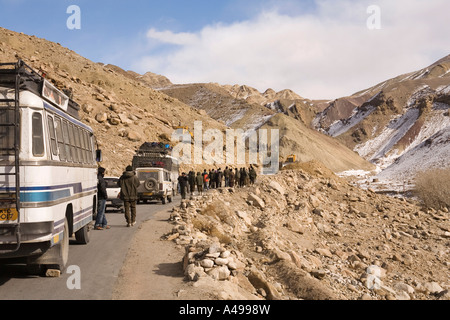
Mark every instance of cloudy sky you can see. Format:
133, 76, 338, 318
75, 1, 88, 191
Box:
1, 0, 449, 99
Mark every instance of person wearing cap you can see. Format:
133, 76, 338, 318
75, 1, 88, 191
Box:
119, 165, 141, 227
95, 167, 110, 230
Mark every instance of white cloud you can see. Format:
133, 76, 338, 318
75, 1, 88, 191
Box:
146, 28, 199, 46
135, 0, 450, 99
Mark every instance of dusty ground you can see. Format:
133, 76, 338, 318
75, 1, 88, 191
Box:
112, 207, 217, 300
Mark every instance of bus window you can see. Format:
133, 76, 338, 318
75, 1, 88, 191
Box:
47, 116, 58, 157
54, 117, 66, 161
62, 120, 72, 162
68, 124, 78, 163
79, 129, 86, 163
88, 133, 97, 164
0, 109, 15, 156
73, 126, 83, 163
32, 112, 44, 157
81, 130, 89, 164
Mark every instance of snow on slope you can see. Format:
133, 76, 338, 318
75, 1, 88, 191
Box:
376, 126, 450, 182
354, 107, 420, 162
327, 105, 376, 137
355, 102, 450, 169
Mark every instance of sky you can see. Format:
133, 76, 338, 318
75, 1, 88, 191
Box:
0, 0, 449, 99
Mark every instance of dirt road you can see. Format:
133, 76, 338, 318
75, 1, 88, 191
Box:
112, 204, 213, 300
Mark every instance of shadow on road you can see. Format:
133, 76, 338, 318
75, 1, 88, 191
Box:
153, 261, 184, 278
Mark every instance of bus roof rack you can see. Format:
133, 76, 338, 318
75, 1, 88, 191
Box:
0, 60, 80, 119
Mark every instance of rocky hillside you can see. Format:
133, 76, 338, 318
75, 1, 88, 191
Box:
160, 83, 372, 172
159, 83, 320, 134
260, 114, 373, 173
165, 162, 450, 300
0, 27, 226, 176
313, 55, 450, 184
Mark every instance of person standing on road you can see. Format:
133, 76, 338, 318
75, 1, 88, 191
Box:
119, 165, 140, 227
95, 167, 110, 230
235, 168, 240, 188
188, 170, 196, 195
229, 167, 235, 188
249, 165, 257, 185
196, 172, 204, 196
224, 166, 230, 187
178, 172, 189, 199
202, 169, 209, 191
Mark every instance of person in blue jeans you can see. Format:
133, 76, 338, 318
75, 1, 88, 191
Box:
95, 167, 110, 230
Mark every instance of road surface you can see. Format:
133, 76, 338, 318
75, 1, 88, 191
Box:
0, 198, 180, 300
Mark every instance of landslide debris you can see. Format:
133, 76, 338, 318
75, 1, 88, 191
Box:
164, 161, 449, 300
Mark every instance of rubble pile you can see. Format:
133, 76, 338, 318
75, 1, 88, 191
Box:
164, 162, 449, 300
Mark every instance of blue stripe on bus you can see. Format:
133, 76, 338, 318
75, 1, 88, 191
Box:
20, 189, 71, 202
0, 185, 96, 203
0, 182, 83, 192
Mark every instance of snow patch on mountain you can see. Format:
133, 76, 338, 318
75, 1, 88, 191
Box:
326, 105, 376, 137
355, 107, 420, 162
376, 126, 450, 182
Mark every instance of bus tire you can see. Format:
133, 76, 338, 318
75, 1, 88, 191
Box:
58, 218, 70, 271
29, 218, 70, 273
75, 224, 90, 245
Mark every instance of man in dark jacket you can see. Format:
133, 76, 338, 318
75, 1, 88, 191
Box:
119, 165, 140, 227
224, 167, 230, 187
249, 165, 257, 185
95, 167, 110, 230
178, 172, 188, 199
188, 170, 196, 195
235, 168, 240, 188
216, 168, 223, 188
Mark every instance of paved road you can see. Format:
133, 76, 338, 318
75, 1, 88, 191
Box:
0, 198, 180, 300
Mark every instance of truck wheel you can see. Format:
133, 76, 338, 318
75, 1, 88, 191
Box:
162, 197, 166, 204
168, 196, 172, 203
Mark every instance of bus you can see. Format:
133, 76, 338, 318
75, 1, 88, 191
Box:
0, 60, 100, 273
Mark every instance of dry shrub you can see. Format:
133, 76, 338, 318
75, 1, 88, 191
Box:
414, 168, 450, 209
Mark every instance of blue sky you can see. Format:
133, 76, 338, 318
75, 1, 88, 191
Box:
1, 0, 449, 99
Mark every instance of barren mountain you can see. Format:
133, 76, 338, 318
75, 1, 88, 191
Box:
313, 55, 450, 184
0, 27, 226, 176
261, 113, 374, 173
160, 82, 371, 172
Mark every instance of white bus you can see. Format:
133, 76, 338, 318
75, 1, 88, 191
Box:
0, 60, 100, 273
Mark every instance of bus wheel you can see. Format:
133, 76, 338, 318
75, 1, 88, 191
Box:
75, 224, 90, 244
59, 218, 70, 270
51, 217, 69, 272
29, 218, 70, 273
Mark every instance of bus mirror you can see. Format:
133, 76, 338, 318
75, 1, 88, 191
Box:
96, 149, 103, 162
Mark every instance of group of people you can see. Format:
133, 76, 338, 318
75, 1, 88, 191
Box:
95, 165, 140, 230
96, 163, 259, 228
177, 165, 258, 199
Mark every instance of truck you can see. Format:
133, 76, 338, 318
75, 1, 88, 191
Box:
132, 142, 180, 204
